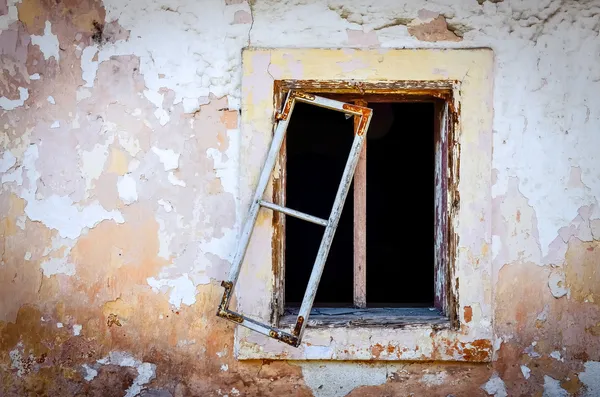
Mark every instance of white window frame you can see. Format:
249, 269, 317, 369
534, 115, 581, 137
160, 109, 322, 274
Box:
232, 48, 494, 361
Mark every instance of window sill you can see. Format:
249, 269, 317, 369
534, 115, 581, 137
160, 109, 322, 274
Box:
279, 307, 450, 329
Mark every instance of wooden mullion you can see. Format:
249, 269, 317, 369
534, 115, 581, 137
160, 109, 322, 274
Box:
353, 99, 368, 308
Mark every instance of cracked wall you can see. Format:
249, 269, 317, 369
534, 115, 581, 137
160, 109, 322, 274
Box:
0, 0, 599, 396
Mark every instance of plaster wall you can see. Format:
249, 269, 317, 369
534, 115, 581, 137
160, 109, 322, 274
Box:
0, 0, 599, 396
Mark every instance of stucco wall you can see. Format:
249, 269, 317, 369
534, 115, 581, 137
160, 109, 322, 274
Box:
0, 0, 599, 396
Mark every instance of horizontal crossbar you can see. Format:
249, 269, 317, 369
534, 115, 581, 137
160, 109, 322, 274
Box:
259, 200, 328, 226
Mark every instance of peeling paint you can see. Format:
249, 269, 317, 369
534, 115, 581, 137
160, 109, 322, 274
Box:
1, 0, 600, 395
147, 274, 196, 309
579, 361, 600, 396
152, 146, 180, 171
117, 174, 138, 204
482, 372, 507, 397
30, 21, 59, 61
0, 87, 28, 110
300, 363, 387, 397
543, 375, 569, 397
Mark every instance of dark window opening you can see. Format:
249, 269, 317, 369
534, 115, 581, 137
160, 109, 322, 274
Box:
285, 101, 435, 309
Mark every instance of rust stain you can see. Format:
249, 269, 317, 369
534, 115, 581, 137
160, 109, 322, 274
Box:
464, 306, 473, 323
370, 343, 385, 359
106, 313, 121, 327
516, 209, 521, 223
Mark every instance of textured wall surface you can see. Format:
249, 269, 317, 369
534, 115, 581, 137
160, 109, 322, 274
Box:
0, 0, 599, 396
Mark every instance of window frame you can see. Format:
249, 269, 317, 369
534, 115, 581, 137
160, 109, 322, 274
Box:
235, 48, 494, 362
272, 84, 458, 327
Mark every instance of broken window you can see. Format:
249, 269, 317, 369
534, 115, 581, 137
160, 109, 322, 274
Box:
217, 85, 458, 347
216, 91, 372, 347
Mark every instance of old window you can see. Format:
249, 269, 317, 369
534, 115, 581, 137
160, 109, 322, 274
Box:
224, 48, 494, 362
281, 95, 449, 325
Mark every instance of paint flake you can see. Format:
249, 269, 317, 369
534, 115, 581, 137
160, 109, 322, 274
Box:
0, 151, 16, 173
0, 87, 28, 110
152, 146, 180, 171
579, 361, 600, 396
31, 21, 60, 61
520, 365, 531, 379
147, 274, 197, 309
25, 195, 124, 239
117, 174, 138, 204
543, 375, 568, 397
73, 324, 82, 336
40, 257, 76, 277
482, 372, 507, 397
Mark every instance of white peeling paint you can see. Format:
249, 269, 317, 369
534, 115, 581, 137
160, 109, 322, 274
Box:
81, 136, 113, 191
24, 252, 31, 261
0, 1, 20, 31
25, 194, 124, 239
147, 274, 196, 309
0, 87, 29, 110
157, 199, 173, 212
73, 324, 82, 336
117, 174, 138, 204
300, 363, 387, 397
15, 144, 124, 238
47, 96, 55, 104
220, 364, 228, 372
40, 257, 76, 277
206, 128, 240, 197
96, 352, 156, 397
524, 341, 541, 358
156, 217, 173, 259
82, 364, 98, 381
56, 322, 63, 328
29, 73, 40, 80
420, 371, 447, 386
97, 0, 250, 124
80, 45, 99, 87
50, 121, 60, 129
550, 351, 564, 362
548, 270, 569, 298
482, 372, 507, 397
579, 361, 600, 397
167, 171, 186, 187
31, 21, 60, 61
0, 151, 16, 173
152, 146, 180, 171
521, 365, 531, 380
543, 375, 568, 397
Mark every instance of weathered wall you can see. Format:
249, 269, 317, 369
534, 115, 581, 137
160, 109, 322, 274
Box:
0, 0, 599, 396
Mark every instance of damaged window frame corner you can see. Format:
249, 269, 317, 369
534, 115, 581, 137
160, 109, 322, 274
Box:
216, 90, 373, 347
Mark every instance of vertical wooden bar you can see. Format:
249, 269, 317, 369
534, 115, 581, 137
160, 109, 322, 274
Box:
353, 100, 368, 308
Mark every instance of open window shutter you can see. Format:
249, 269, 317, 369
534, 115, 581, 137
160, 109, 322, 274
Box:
216, 91, 373, 347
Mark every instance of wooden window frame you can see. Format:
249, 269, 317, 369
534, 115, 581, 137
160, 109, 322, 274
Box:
271, 81, 460, 329
235, 48, 494, 362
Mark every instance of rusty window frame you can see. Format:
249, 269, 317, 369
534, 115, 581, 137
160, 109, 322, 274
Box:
216, 91, 373, 347
272, 80, 460, 330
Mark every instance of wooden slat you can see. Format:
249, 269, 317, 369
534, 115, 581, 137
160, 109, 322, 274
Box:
353, 99, 368, 308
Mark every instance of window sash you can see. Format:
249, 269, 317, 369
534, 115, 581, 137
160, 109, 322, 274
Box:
216, 91, 373, 347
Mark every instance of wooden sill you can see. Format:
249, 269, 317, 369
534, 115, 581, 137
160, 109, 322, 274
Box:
279, 307, 451, 329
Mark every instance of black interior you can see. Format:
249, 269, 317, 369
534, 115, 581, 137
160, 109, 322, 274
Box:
284, 101, 435, 308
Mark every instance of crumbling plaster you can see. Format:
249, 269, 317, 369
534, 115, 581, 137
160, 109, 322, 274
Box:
0, 0, 599, 396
